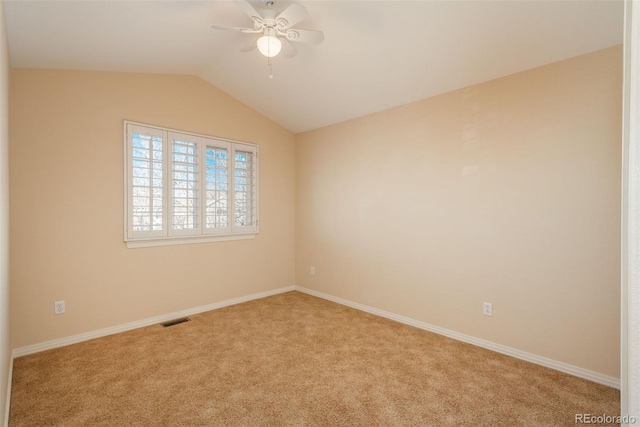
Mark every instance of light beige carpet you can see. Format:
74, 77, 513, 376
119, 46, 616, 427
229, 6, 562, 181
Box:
9, 291, 619, 426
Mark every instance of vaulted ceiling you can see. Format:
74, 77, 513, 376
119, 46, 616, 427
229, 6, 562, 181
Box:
4, 0, 624, 133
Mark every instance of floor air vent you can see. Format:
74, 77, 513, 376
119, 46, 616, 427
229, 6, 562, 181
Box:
161, 317, 190, 327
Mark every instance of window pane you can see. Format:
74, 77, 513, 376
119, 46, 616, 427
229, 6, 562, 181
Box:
205, 146, 229, 229
131, 132, 163, 232
234, 150, 255, 227
172, 139, 199, 230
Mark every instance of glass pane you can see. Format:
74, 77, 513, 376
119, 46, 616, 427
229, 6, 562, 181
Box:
131, 130, 163, 232
172, 138, 199, 230
234, 150, 255, 227
205, 145, 229, 229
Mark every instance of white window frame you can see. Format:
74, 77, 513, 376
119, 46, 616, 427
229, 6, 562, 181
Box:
124, 121, 258, 248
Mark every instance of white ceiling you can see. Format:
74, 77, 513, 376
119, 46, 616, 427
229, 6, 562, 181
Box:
4, 0, 624, 133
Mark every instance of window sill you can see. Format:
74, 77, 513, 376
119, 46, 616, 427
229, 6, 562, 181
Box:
125, 233, 256, 248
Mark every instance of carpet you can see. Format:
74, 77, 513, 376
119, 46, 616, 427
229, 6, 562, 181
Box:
9, 291, 619, 426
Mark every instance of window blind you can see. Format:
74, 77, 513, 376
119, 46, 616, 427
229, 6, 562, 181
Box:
125, 122, 258, 246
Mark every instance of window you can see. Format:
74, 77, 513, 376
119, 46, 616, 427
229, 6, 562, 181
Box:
124, 122, 258, 247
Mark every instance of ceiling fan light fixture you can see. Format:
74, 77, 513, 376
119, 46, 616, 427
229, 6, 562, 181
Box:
257, 28, 282, 57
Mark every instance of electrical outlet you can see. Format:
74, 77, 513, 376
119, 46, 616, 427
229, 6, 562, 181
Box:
310, 266, 315, 275
54, 300, 65, 315
483, 302, 492, 317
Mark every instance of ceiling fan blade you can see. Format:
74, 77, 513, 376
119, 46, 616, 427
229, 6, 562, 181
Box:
211, 24, 260, 34
240, 39, 258, 53
281, 40, 298, 59
234, 0, 263, 23
285, 29, 324, 44
275, 3, 308, 30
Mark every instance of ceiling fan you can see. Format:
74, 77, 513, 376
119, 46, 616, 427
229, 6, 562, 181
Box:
211, 0, 324, 61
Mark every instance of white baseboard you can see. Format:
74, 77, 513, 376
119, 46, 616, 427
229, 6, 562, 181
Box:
8, 283, 619, 405
12, 286, 295, 359
294, 286, 621, 390
4, 355, 12, 427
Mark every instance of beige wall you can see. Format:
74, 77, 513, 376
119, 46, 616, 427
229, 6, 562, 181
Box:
296, 46, 622, 378
6, 44, 622, 382
9, 70, 296, 349
0, 1, 10, 423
